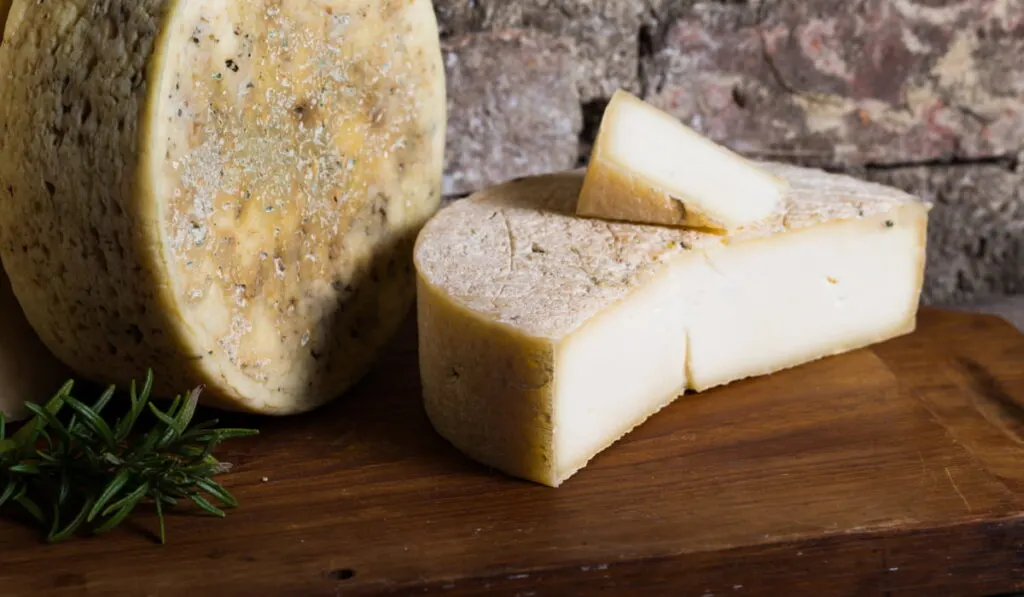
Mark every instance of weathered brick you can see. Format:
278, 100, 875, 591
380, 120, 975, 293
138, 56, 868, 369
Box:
442, 30, 583, 196
865, 162, 1024, 305
436, 0, 655, 102
645, 0, 1024, 167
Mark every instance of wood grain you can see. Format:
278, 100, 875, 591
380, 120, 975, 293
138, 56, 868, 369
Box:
1, 308, 1023, 597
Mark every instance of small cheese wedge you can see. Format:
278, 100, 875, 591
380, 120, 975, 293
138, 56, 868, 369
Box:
576, 90, 788, 231
0, 267, 73, 422
0, 0, 445, 414
415, 164, 929, 487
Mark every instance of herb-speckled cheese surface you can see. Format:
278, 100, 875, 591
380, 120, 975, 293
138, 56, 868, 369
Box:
0, 0, 445, 414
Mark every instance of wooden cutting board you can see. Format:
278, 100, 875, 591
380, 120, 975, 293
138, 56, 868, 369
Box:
2, 307, 1023, 597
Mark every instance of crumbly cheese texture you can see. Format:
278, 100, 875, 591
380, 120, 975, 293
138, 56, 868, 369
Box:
416, 164, 929, 487
0, 267, 73, 422
0, 0, 446, 414
576, 90, 788, 231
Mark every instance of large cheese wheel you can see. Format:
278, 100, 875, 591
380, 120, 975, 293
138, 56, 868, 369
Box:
0, 0, 446, 414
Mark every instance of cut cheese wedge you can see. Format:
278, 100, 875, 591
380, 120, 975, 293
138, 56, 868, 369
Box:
0, 267, 73, 422
415, 164, 929, 487
0, 0, 446, 414
576, 90, 788, 231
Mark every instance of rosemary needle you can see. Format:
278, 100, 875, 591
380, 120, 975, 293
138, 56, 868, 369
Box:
0, 370, 258, 544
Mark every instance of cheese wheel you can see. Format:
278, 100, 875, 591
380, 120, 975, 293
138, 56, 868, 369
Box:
415, 165, 929, 486
0, 0, 446, 414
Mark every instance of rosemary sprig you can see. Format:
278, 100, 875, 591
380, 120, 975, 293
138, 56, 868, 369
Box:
0, 370, 258, 544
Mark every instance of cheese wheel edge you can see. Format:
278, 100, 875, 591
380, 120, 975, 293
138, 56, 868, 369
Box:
0, 0, 446, 414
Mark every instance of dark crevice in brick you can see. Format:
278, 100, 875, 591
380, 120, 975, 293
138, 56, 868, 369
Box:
736, 152, 1022, 177
859, 153, 1021, 174
576, 99, 611, 167
433, 2, 487, 38
637, 23, 656, 98
754, 0, 773, 27
759, 32, 798, 95
440, 192, 472, 205
637, 3, 678, 99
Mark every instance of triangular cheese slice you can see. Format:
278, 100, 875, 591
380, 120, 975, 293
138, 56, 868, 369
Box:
576, 90, 788, 231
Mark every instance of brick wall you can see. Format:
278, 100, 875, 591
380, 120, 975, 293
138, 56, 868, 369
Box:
434, 0, 1024, 305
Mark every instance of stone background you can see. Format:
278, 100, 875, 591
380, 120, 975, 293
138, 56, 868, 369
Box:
433, 0, 1023, 309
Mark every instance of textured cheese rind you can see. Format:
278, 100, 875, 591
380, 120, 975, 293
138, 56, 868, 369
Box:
415, 163, 928, 486
0, 0, 445, 414
418, 164, 919, 341
0, 267, 74, 422
575, 90, 788, 231
418, 278, 556, 484
416, 172, 694, 341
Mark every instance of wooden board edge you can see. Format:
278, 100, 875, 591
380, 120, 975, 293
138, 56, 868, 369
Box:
345, 517, 1024, 597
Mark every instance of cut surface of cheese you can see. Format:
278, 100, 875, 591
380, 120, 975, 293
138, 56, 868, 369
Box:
576, 90, 789, 231
0, 0, 446, 414
0, 267, 73, 422
416, 164, 929, 486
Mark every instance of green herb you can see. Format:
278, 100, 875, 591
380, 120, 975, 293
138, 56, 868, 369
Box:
0, 370, 257, 544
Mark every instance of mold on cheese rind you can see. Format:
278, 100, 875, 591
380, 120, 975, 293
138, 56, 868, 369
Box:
0, 0, 445, 414
415, 164, 929, 486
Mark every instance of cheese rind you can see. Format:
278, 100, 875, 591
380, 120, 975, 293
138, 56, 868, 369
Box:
0, 0, 446, 414
415, 164, 929, 487
576, 90, 788, 231
417, 278, 556, 483
0, 0, 72, 422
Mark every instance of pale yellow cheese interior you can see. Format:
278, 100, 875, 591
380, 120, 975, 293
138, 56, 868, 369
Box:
680, 209, 924, 390
576, 90, 788, 231
416, 164, 929, 486
552, 264, 687, 475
